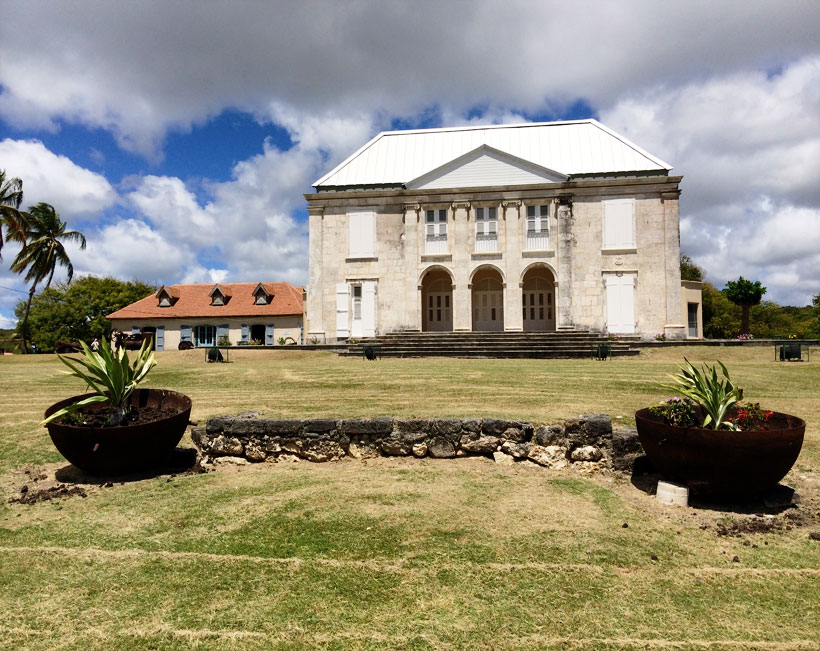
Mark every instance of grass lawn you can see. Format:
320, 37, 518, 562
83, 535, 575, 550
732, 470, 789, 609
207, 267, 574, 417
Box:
1, 346, 819, 649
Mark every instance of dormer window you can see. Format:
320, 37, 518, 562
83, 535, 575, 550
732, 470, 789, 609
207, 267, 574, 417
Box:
156, 285, 179, 308
252, 282, 273, 305
209, 284, 231, 306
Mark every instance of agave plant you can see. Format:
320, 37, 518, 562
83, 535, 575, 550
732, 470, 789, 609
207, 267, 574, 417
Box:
42, 338, 156, 426
665, 359, 743, 430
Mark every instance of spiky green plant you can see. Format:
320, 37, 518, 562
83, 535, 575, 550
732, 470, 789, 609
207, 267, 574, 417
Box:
42, 338, 156, 426
665, 359, 743, 430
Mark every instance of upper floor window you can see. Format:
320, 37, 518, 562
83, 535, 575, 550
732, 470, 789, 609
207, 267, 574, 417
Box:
474, 206, 498, 252
526, 204, 550, 250
348, 210, 375, 258
425, 208, 448, 254
602, 198, 635, 249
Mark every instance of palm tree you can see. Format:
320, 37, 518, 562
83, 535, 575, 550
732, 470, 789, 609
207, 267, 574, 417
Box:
11, 203, 87, 353
724, 276, 767, 336
0, 170, 28, 258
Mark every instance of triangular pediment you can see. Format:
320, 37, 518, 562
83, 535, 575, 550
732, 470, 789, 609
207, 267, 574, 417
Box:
405, 145, 568, 190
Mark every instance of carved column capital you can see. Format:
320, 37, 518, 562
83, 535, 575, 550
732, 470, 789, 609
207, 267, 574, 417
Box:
307, 206, 325, 217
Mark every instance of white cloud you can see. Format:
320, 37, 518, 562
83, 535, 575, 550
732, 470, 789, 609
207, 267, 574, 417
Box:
0, 313, 16, 329
72, 218, 195, 284
600, 56, 820, 305
0, 139, 117, 219
3, 2, 819, 160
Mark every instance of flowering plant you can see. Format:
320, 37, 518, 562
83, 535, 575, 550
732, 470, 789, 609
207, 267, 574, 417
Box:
654, 333, 666, 341
726, 403, 774, 431
737, 333, 754, 340
649, 396, 697, 427
607, 333, 619, 341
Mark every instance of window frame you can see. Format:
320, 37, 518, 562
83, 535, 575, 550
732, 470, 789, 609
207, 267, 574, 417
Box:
193, 325, 216, 347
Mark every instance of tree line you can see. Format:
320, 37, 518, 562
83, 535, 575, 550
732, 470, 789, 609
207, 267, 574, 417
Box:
681, 255, 819, 339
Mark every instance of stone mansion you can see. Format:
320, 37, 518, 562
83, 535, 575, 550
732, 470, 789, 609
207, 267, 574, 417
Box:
304, 120, 700, 342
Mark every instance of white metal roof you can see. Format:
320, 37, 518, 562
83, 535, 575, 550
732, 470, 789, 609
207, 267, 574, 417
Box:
314, 119, 672, 189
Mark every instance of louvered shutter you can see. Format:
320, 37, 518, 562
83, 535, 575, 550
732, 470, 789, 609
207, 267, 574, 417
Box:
240, 324, 249, 344
155, 326, 164, 351
348, 211, 374, 258
131, 326, 140, 335
265, 324, 275, 345
180, 325, 192, 343
217, 324, 229, 343
603, 199, 634, 248
336, 283, 349, 338
362, 281, 376, 337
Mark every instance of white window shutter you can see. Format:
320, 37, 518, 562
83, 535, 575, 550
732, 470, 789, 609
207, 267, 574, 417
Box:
336, 283, 349, 338
603, 199, 634, 248
348, 211, 374, 258
362, 281, 376, 337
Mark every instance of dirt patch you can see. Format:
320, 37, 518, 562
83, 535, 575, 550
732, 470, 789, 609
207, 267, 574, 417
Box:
10, 484, 87, 504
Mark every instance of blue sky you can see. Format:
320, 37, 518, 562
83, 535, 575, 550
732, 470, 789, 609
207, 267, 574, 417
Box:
1, 1, 820, 327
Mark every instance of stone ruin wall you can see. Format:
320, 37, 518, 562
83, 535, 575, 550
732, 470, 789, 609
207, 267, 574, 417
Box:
192, 413, 642, 472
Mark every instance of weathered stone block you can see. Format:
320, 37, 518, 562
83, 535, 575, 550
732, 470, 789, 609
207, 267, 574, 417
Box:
501, 426, 529, 443
245, 440, 267, 462
431, 418, 462, 439
380, 435, 412, 456
411, 443, 428, 457
482, 418, 524, 436
303, 418, 337, 433
527, 445, 569, 469
205, 417, 231, 435
209, 435, 244, 456
264, 419, 304, 435
459, 433, 500, 455
565, 414, 612, 448
394, 418, 431, 434
500, 441, 531, 459
428, 436, 455, 458
342, 417, 394, 435
461, 418, 481, 433
227, 419, 269, 436
348, 435, 379, 459
493, 451, 515, 466
535, 424, 565, 446
611, 428, 642, 472
570, 445, 603, 462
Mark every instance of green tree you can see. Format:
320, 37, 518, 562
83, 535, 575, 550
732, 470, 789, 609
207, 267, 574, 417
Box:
14, 276, 154, 352
10, 203, 86, 353
0, 170, 28, 258
680, 254, 704, 282
701, 282, 740, 338
723, 276, 766, 336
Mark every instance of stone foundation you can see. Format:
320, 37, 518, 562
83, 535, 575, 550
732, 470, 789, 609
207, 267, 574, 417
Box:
193, 413, 641, 472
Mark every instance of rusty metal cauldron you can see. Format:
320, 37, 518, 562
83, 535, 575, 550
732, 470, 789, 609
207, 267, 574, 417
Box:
44, 389, 192, 476
634, 408, 804, 497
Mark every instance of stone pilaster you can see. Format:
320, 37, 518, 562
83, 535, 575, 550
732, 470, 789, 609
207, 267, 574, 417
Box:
556, 198, 574, 329
451, 201, 471, 330
503, 200, 523, 331
403, 203, 421, 330
662, 191, 686, 339
307, 206, 325, 340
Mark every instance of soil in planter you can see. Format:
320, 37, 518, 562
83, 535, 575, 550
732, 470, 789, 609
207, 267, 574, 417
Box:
60, 404, 180, 428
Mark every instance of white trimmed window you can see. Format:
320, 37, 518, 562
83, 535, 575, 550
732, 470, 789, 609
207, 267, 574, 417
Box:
526, 204, 550, 249
474, 206, 498, 252
602, 198, 635, 249
193, 325, 216, 347
425, 208, 448, 254
348, 210, 375, 258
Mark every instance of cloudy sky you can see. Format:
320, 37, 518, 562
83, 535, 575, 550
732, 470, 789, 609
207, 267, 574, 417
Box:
1, 1, 819, 327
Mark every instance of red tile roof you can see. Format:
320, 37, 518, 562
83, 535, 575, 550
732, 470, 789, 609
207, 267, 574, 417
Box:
107, 282, 303, 320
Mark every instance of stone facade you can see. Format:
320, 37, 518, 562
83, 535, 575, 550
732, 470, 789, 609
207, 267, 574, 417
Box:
193, 413, 642, 473
306, 179, 686, 341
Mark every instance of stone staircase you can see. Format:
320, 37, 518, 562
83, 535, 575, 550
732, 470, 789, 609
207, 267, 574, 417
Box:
341, 330, 640, 359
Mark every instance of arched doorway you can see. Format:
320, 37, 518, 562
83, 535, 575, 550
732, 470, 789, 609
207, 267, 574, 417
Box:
521, 265, 556, 331
421, 268, 453, 332
471, 267, 504, 331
